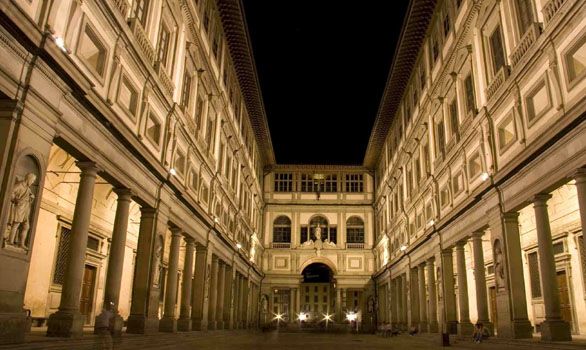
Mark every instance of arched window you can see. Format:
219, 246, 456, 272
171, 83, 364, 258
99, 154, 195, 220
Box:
273, 216, 291, 243
308, 216, 337, 243
346, 217, 365, 243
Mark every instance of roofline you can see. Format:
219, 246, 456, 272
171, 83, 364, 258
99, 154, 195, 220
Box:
362, 0, 437, 169
217, 0, 276, 166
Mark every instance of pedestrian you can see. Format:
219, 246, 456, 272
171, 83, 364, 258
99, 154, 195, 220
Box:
472, 322, 484, 343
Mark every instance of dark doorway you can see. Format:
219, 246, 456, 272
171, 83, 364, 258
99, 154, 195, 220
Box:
557, 270, 573, 331
80, 264, 96, 324
302, 263, 333, 283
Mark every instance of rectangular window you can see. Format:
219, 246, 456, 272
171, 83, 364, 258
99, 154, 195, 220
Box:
490, 25, 506, 75
440, 185, 450, 208
565, 36, 586, 85
526, 78, 551, 124
452, 172, 464, 195
53, 227, 71, 285
274, 173, 293, 192
423, 143, 430, 175
468, 152, 482, 179
449, 98, 459, 138
324, 174, 338, 192
300, 226, 308, 243
190, 169, 199, 191
497, 114, 517, 151
78, 24, 107, 78
133, 0, 150, 26
345, 174, 364, 193
117, 75, 138, 118
145, 112, 162, 146
174, 149, 186, 176
157, 25, 171, 65
194, 94, 204, 129
436, 120, 446, 156
181, 71, 192, 109
516, 0, 534, 36
300, 174, 314, 192
464, 74, 475, 115
528, 251, 542, 298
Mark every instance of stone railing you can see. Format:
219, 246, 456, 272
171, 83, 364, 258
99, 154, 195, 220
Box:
271, 242, 291, 249
486, 66, 509, 101
155, 62, 175, 97
510, 23, 540, 68
543, 0, 567, 26
128, 18, 155, 65
110, 0, 129, 18
346, 243, 365, 249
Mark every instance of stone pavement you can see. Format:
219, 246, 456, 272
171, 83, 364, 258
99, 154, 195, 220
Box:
2, 329, 586, 349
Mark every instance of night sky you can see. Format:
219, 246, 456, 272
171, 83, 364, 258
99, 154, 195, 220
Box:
242, 1, 410, 165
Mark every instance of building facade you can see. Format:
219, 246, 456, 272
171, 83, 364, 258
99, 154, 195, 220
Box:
0, 0, 586, 346
369, 0, 586, 342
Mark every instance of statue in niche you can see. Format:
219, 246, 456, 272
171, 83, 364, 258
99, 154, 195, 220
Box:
152, 237, 163, 287
5, 173, 37, 249
494, 240, 505, 290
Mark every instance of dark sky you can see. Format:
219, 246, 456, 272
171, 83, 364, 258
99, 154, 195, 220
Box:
241, 1, 409, 165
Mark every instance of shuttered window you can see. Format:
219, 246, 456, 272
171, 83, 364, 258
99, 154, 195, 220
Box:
528, 251, 542, 298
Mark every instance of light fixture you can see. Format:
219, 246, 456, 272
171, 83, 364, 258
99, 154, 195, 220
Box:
54, 36, 67, 52
169, 168, 177, 176
480, 172, 490, 181
213, 216, 219, 224
323, 313, 333, 322
427, 219, 435, 227
273, 312, 284, 321
400, 245, 408, 252
298, 312, 308, 321
236, 242, 242, 249
346, 311, 357, 322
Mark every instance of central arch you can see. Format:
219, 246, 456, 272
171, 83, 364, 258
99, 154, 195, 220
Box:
299, 261, 337, 317
299, 256, 337, 275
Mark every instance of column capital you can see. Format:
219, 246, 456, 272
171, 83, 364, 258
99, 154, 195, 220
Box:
418, 261, 426, 268
502, 211, 520, 222
170, 227, 183, 236
140, 206, 157, 217
441, 248, 453, 256
572, 168, 586, 181
471, 231, 484, 239
533, 193, 552, 206
113, 187, 133, 200
184, 236, 195, 245
76, 161, 100, 176
426, 256, 435, 264
455, 240, 468, 248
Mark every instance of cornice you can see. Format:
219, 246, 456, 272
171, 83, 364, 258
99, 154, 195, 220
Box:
363, 0, 437, 169
216, 0, 276, 166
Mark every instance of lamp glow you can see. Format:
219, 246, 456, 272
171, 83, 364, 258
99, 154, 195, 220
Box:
236, 242, 242, 249
169, 168, 177, 176
480, 172, 490, 181
54, 36, 67, 52
298, 312, 308, 321
346, 311, 357, 322
400, 245, 407, 252
427, 219, 435, 226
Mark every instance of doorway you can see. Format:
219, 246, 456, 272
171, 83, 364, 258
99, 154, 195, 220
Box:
300, 263, 335, 319
557, 270, 573, 332
79, 264, 97, 324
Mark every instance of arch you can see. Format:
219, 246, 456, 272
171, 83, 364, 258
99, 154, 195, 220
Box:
299, 256, 337, 276
346, 215, 365, 243
272, 215, 291, 243
308, 214, 328, 227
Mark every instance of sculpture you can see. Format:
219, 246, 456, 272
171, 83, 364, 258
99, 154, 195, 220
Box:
5, 173, 37, 249
153, 237, 163, 287
494, 240, 505, 289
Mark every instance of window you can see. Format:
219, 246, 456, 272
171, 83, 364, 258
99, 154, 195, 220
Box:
274, 173, 293, 192
310, 216, 329, 241
189, 168, 199, 191
489, 25, 506, 75
497, 114, 517, 152
273, 216, 291, 243
449, 98, 459, 138
205, 114, 215, 151
468, 152, 482, 179
117, 75, 138, 118
528, 251, 542, 298
300, 173, 314, 192
145, 112, 162, 146
452, 172, 464, 195
324, 175, 338, 192
431, 32, 440, 62
345, 174, 364, 192
425, 202, 433, 220
436, 120, 446, 157
194, 94, 204, 129
565, 36, 586, 85
174, 149, 186, 176
442, 7, 451, 38
346, 217, 365, 244
200, 183, 209, 203
78, 24, 107, 78
578, 235, 586, 293
464, 73, 475, 115
132, 0, 149, 26
157, 24, 171, 65
181, 71, 192, 109
440, 185, 450, 208
53, 227, 71, 285
423, 143, 430, 175
515, 0, 534, 36
300, 226, 308, 243
525, 77, 551, 124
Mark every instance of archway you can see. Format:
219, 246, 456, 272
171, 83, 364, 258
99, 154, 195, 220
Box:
300, 263, 336, 319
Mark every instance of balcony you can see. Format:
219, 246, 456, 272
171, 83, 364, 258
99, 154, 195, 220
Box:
486, 66, 509, 101
543, 0, 567, 26
109, 0, 129, 18
271, 242, 291, 249
346, 243, 365, 249
155, 61, 175, 97
510, 24, 541, 69
128, 18, 155, 66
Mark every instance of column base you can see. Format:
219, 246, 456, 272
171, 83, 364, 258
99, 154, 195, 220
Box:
208, 320, 217, 330
429, 321, 439, 333
192, 319, 208, 331
216, 321, 224, 330
0, 312, 27, 344
93, 314, 124, 337
46, 310, 85, 338
159, 317, 177, 333
446, 320, 458, 335
457, 321, 474, 336
126, 314, 159, 334
177, 318, 192, 332
540, 319, 572, 341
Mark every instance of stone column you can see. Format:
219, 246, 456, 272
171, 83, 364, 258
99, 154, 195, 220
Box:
533, 194, 571, 341
441, 248, 458, 334
178, 237, 195, 331
47, 162, 98, 337
427, 258, 438, 332
223, 264, 233, 328
336, 287, 342, 322
291, 288, 297, 320
400, 274, 407, 330
455, 242, 473, 336
126, 207, 163, 334
216, 261, 226, 329
240, 277, 248, 328
575, 169, 586, 280
208, 255, 219, 329
418, 263, 428, 332
234, 274, 241, 329
95, 188, 132, 336
160, 228, 182, 332
410, 268, 420, 328
191, 243, 210, 331
471, 231, 493, 334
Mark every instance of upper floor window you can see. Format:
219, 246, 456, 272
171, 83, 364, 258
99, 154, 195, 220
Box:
324, 174, 338, 192
181, 71, 192, 109
133, 0, 150, 27
345, 174, 364, 193
157, 24, 171, 65
565, 35, 586, 86
449, 97, 459, 138
77, 24, 108, 79
273, 216, 291, 243
274, 173, 293, 192
194, 93, 205, 129
463, 73, 476, 115
489, 25, 506, 75
515, 0, 534, 37
346, 217, 365, 244
436, 119, 446, 157
441, 7, 451, 39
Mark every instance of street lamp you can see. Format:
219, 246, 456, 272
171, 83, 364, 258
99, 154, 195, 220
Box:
323, 313, 333, 330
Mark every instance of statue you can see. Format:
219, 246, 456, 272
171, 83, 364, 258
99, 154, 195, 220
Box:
152, 237, 163, 287
494, 240, 505, 289
314, 225, 322, 241
5, 173, 37, 249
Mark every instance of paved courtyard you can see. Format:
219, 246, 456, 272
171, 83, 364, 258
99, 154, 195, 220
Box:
2, 330, 586, 350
